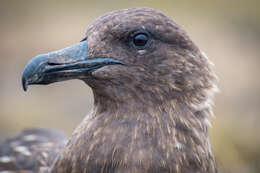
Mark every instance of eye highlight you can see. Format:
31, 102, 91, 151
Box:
132, 33, 149, 49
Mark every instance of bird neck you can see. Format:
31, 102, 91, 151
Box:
90, 87, 214, 139
51, 88, 216, 172
91, 82, 214, 120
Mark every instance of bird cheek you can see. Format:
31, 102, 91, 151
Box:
92, 65, 132, 84
91, 66, 112, 79
91, 65, 122, 80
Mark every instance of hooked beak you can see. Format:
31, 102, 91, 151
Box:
22, 40, 124, 91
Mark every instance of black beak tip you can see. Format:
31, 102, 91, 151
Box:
22, 75, 28, 92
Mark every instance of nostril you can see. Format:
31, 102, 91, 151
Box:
47, 62, 61, 66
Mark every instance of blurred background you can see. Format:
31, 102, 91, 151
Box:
0, 0, 259, 172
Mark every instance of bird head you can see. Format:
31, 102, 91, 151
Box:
22, 8, 216, 106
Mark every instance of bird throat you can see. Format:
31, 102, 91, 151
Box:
51, 93, 216, 173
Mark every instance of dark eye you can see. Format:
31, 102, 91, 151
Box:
132, 33, 149, 49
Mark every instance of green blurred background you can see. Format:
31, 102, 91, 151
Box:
0, 0, 259, 172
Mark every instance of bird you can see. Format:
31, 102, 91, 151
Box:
0, 8, 218, 173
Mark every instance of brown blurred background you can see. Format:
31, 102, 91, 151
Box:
0, 0, 259, 172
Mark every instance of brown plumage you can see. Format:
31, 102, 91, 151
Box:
1, 8, 218, 173
0, 128, 66, 172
